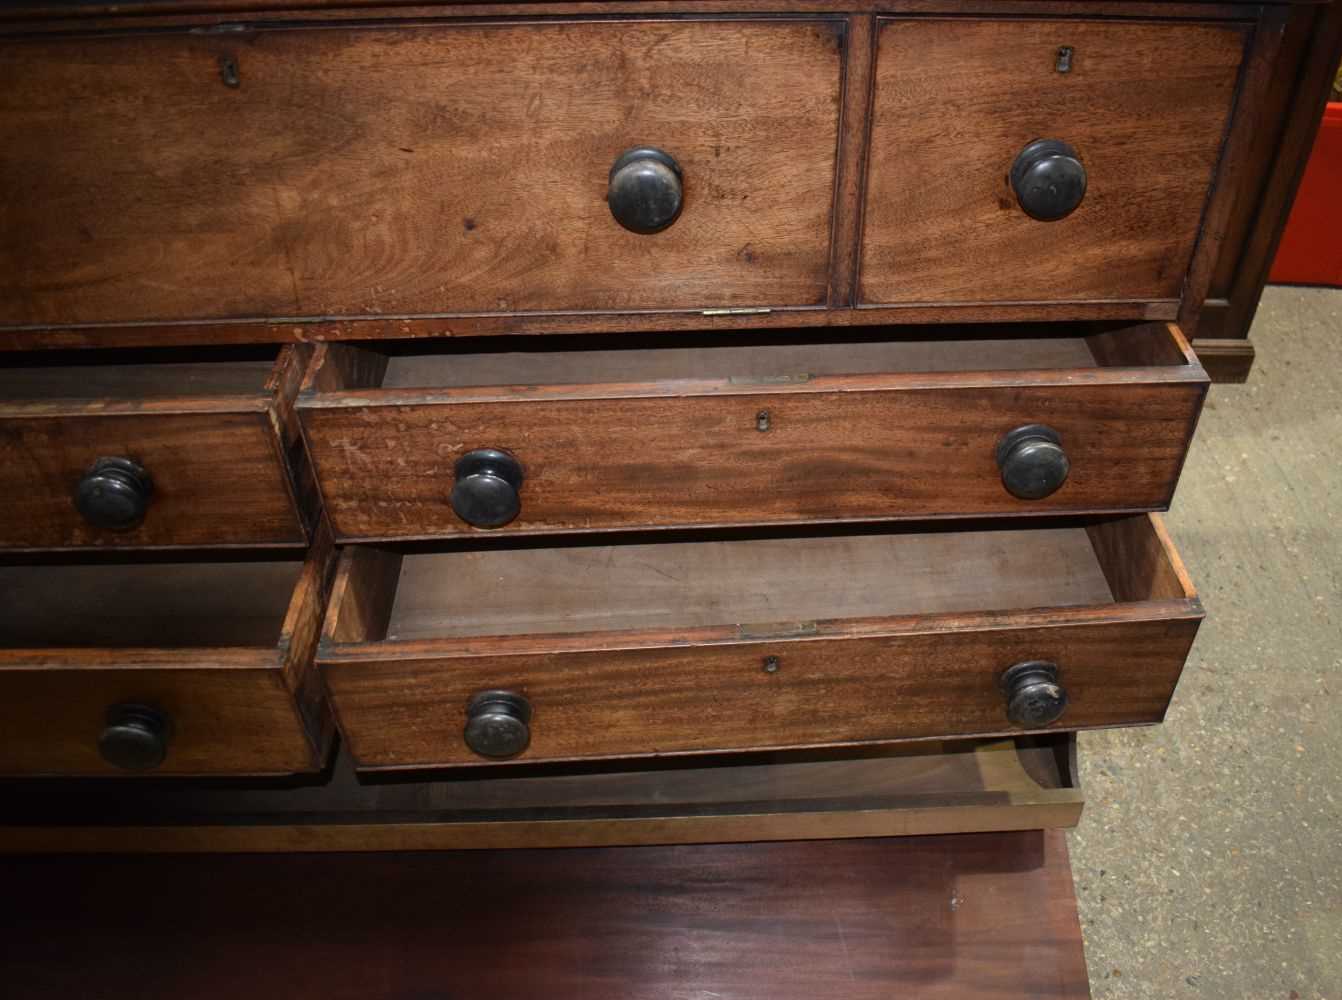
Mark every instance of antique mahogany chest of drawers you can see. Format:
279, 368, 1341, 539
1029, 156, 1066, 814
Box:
0, 0, 1298, 849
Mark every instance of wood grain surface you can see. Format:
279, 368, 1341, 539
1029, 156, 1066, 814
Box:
0, 349, 311, 549
381, 528, 1115, 639
301, 328, 1206, 540
0, 0, 1301, 25
0, 545, 335, 776
0, 736, 1083, 851
0, 831, 1092, 999
0, 19, 842, 326
319, 516, 1201, 769
860, 18, 1247, 305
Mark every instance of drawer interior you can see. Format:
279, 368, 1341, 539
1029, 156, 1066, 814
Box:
329, 515, 1194, 645
0, 559, 304, 648
0, 346, 284, 401
316, 321, 1197, 392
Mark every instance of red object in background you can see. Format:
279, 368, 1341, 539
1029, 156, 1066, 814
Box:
1270, 102, 1342, 286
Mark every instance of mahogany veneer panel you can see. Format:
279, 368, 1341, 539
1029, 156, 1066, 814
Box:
861, 18, 1247, 305
0, 19, 842, 326
0, 832, 1091, 999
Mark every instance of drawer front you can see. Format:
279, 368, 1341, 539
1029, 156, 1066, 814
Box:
0, 20, 842, 328
323, 616, 1199, 770
0, 661, 319, 776
0, 410, 306, 549
860, 19, 1246, 306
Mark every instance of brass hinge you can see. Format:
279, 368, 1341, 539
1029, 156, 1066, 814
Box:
728, 373, 811, 386
736, 621, 819, 641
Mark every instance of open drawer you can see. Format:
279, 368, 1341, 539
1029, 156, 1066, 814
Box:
298, 322, 1207, 541
0, 535, 335, 776
0, 345, 314, 550
319, 514, 1202, 770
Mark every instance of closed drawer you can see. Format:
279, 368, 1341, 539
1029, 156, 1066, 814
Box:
0, 346, 312, 550
861, 19, 1247, 307
299, 323, 1207, 540
319, 514, 1201, 770
0, 536, 334, 776
0, 19, 842, 328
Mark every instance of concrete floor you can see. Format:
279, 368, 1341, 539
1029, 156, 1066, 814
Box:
1069, 286, 1342, 999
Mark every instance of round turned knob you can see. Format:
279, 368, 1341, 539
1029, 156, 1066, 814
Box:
608, 147, 683, 235
996, 424, 1069, 500
464, 690, 532, 759
1000, 661, 1068, 727
74, 457, 153, 531
98, 703, 171, 771
450, 449, 524, 529
1010, 139, 1087, 221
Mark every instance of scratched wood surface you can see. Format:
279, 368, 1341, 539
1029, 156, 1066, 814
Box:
0, 831, 1091, 999
0, 19, 842, 327
319, 515, 1202, 769
861, 18, 1247, 305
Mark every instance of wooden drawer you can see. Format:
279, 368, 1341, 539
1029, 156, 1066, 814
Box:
0, 736, 1082, 851
0, 19, 842, 329
860, 18, 1247, 307
0, 535, 334, 776
0, 346, 312, 550
319, 514, 1201, 770
299, 322, 1207, 540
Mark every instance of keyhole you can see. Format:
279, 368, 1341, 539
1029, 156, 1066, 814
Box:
219, 56, 240, 88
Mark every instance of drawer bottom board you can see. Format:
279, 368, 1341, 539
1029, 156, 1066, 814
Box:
0, 736, 1081, 852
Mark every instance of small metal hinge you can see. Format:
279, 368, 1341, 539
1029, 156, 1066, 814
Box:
737, 621, 819, 641
191, 22, 251, 34
701, 307, 772, 317
1055, 46, 1074, 73
728, 373, 811, 386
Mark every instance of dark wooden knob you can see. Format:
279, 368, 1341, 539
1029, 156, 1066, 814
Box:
464, 690, 532, 759
450, 449, 523, 528
1010, 139, 1086, 221
74, 457, 153, 531
996, 424, 1069, 500
608, 147, 683, 234
98, 703, 171, 771
1000, 661, 1068, 727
